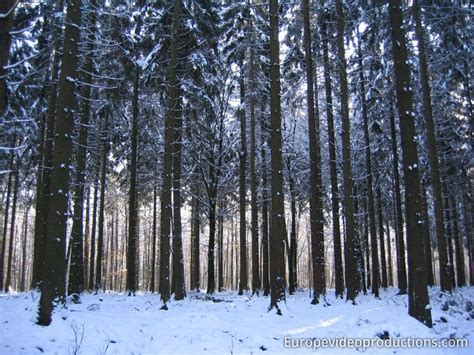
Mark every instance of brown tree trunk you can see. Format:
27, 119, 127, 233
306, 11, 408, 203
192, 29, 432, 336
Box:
238, 55, 248, 296
5, 159, 19, 291
260, 105, 270, 296
357, 36, 380, 298
249, 37, 260, 295
150, 185, 158, 292
320, 5, 344, 299
389, 104, 408, 294
377, 184, 388, 289
37, 0, 82, 326
0, 0, 16, 112
190, 193, 200, 291
172, 92, 185, 300
303, 0, 325, 303
388, 0, 432, 327
268, 0, 287, 313
413, 0, 452, 292
336, 0, 358, 303
95, 113, 109, 291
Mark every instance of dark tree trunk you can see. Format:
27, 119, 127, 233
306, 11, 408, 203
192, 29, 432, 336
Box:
32, 47, 61, 290
303, 0, 325, 303
126, 68, 139, 295
357, 36, 380, 298
95, 113, 109, 291
0, 153, 14, 291
20, 204, 29, 291
389, 104, 408, 294
69, 3, 96, 298
218, 199, 224, 291
207, 199, 217, 294
150, 185, 158, 293
377, 184, 388, 289
451, 195, 466, 287
287, 169, 297, 295
172, 93, 185, 300
0, 0, 16, 112
249, 39, 260, 295
260, 105, 270, 296
190, 193, 200, 291
413, 0, 452, 293
37, 0, 82, 326
160, 0, 181, 305
385, 219, 394, 287
388, 0, 432, 327
5, 159, 19, 291
320, 6, 344, 299
421, 186, 434, 286
268, 0, 287, 313
88, 175, 99, 290
238, 55, 248, 296
336, 0, 358, 303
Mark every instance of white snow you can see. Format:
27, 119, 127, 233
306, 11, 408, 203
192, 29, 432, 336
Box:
1, 287, 473, 354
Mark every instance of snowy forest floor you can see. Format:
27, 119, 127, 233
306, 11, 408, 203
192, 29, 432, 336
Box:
1, 287, 473, 354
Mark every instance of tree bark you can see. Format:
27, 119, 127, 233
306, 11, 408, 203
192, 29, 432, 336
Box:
95, 113, 109, 291
268, 0, 287, 313
389, 104, 408, 294
0, 0, 16, 112
303, 0, 325, 303
238, 55, 248, 296
388, 0, 432, 327
37, 0, 82, 326
320, 5, 344, 299
336, 0, 358, 303
413, 0, 452, 292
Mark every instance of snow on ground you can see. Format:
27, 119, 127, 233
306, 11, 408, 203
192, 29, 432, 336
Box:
1, 287, 473, 354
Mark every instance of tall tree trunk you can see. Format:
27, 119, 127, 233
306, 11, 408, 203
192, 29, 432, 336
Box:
336, 0, 358, 303
357, 36, 380, 298
451, 194, 466, 287
320, 6, 344, 299
190, 193, 200, 291
462, 189, 474, 286
88, 175, 99, 290
385, 218, 394, 287
20, 204, 29, 291
126, 68, 139, 295
218, 199, 224, 291
421, 185, 434, 286
303, 0, 325, 304
377, 184, 388, 289
207, 198, 217, 294
5, 159, 19, 291
32, 47, 61, 290
37, 0, 82, 326
159, 0, 181, 306
238, 55, 248, 296
172, 93, 185, 300
287, 167, 297, 295
413, 0, 452, 293
0, 154, 14, 291
389, 104, 408, 294
443, 185, 456, 289
0, 0, 16, 112
69, 2, 96, 299
95, 113, 109, 291
249, 37, 260, 295
268, 0, 287, 313
150, 185, 158, 293
388, 0, 432, 327
260, 105, 270, 296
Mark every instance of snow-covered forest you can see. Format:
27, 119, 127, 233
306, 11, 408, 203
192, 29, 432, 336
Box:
0, 0, 473, 353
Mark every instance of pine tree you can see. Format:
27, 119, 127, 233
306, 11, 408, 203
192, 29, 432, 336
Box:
37, 0, 82, 326
388, 0, 432, 327
268, 0, 287, 314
